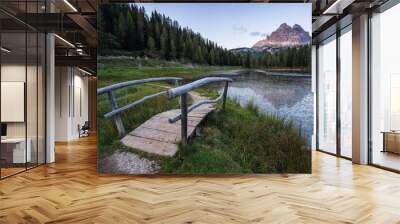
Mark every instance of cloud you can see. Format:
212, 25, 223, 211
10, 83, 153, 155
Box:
249, 32, 269, 38
232, 25, 247, 33
250, 32, 261, 36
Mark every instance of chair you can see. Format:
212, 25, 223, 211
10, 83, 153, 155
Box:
79, 121, 90, 138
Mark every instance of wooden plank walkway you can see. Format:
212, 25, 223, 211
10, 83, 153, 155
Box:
121, 102, 215, 156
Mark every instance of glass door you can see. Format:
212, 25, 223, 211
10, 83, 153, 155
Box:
0, 1, 47, 179
1, 31, 28, 178
317, 35, 337, 154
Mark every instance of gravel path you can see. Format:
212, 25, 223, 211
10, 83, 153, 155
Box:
98, 151, 160, 174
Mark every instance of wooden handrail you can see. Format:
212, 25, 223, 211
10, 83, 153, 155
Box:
168, 94, 223, 123
97, 77, 182, 95
98, 77, 182, 137
166, 77, 232, 99
104, 91, 167, 118
166, 77, 232, 145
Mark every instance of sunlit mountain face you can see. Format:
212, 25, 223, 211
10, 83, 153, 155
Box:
230, 23, 311, 54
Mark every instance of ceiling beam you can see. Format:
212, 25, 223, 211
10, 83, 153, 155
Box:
55, 55, 96, 73
67, 13, 97, 47
323, 0, 356, 14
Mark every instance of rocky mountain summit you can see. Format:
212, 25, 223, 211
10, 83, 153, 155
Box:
252, 23, 311, 49
230, 23, 311, 54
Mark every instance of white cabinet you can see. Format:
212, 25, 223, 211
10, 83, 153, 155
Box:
1, 138, 32, 163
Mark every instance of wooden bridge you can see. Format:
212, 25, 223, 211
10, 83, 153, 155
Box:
98, 77, 232, 156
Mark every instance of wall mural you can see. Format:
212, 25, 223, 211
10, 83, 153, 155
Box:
97, 3, 313, 174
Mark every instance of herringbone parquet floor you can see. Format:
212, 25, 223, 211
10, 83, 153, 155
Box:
1, 135, 400, 224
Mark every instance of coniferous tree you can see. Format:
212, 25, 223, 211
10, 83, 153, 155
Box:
245, 53, 251, 68
160, 28, 168, 58
115, 13, 126, 43
147, 36, 156, 51
154, 20, 161, 50
136, 8, 145, 50
98, 4, 310, 69
168, 29, 177, 59
125, 12, 136, 50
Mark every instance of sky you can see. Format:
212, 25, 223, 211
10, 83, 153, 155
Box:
135, 3, 311, 50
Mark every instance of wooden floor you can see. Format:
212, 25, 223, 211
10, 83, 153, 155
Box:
121, 104, 215, 156
1, 135, 400, 223
1, 167, 26, 178
372, 150, 400, 171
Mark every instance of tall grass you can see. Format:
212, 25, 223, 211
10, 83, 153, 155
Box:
159, 100, 311, 174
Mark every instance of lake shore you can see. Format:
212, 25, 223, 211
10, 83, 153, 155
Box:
203, 68, 311, 79
251, 69, 311, 77
264, 67, 310, 73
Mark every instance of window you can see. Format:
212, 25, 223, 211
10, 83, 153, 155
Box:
317, 35, 337, 154
340, 27, 352, 158
370, 3, 400, 171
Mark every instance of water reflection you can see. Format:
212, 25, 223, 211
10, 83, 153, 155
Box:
220, 71, 314, 144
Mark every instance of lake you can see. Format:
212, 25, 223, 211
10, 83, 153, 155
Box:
219, 70, 313, 145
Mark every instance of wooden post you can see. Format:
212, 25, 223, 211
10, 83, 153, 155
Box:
175, 79, 181, 107
107, 91, 125, 138
222, 81, 229, 111
181, 93, 188, 145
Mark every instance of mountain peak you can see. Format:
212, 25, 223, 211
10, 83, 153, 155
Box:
293, 24, 301, 28
252, 23, 310, 49
279, 23, 290, 29
292, 24, 304, 31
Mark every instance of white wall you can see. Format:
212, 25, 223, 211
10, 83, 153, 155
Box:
1, 65, 43, 138
55, 67, 89, 141
55, 66, 70, 141
1, 62, 46, 164
72, 72, 89, 138
1, 65, 26, 138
